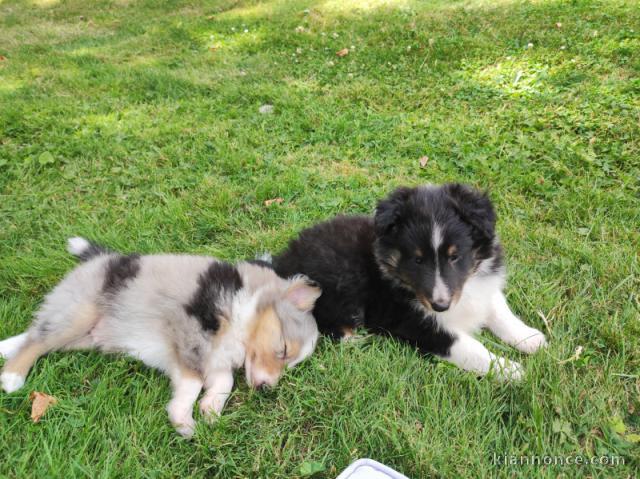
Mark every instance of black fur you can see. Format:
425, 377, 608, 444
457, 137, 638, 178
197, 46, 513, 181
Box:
184, 261, 243, 332
75, 240, 112, 262
273, 183, 502, 358
247, 259, 275, 270
103, 254, 141, 295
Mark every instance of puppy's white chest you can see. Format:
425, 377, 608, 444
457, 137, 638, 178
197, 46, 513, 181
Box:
435, 274, 502, 334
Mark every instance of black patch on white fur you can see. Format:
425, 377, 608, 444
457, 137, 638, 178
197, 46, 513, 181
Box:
75, 240, 112, 262
184, 261, 243, 332
247, 259, 275, 270
103, 254, 141, 294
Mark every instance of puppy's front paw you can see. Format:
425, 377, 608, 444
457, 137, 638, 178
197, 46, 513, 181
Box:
515, 329, 547, 354
491, 358, 523, 382
175, 422, 196, 439
1, 372, 25, 393
199, 394, 225, 421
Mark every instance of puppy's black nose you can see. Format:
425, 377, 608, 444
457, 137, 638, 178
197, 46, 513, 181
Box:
432, 302, 450, 312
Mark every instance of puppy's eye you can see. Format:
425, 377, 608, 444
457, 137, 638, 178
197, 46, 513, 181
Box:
449, 254, 459, 264
277, 344, 288, 360
414, 257, 423, 265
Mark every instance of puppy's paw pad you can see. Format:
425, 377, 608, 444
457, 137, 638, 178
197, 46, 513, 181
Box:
1, 372, 25, 393
516, 330, 547, 354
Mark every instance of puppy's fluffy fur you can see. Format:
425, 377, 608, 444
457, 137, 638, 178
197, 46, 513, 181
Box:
0, 238, 320, 437
274, 183, 546, 380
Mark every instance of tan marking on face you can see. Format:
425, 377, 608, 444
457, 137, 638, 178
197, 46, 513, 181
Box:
417, 295, 433, 311
447, 245, 458, 257
414, 249, 423, 258
245, 306, 286, 385
284, 340, 301, 363
450, 287, 463, 306
341, 327, 355, 338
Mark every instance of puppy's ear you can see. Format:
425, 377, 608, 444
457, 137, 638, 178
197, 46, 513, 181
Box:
374, 187, 413, 236
285, 275, 322, 312
444, 183, 496, 249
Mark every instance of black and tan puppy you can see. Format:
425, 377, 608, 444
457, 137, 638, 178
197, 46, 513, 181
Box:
273, 184, 546, 380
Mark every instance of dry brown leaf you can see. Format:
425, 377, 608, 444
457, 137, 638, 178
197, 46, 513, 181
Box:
555, 22, 562, 28
419, 156, 429, 168
0, 56, 6, 61
207, 15, 215, 20
336, 48, 349, 57
264, 197, 284, 207
30, 391, 57, 423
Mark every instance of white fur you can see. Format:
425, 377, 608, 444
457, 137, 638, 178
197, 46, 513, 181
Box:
432, 268, 450, 306
1, 372, 25, 393
431, 224, 443, 251
0, 333, 28, 359
199, 370, 234, 418
288, 336, 317, 368
167, 373, 203, 438
487, 292, 547, 353
435, 270, 503, 334
448, 335, 522, 381
435, 260, 545, 380
431, 224, 451, 307
66, 237, 91, 256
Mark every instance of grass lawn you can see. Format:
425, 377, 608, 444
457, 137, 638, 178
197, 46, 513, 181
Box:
1, 0, 639, 477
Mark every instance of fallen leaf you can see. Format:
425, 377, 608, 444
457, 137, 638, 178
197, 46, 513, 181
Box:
609, 416, 626, 434
336, 48, 349, 57
30, 392, 57, 422
264, 197, 284, 206
38, 151, 56, 166
206, 15, 215, 20
209, 46, 218, 52
299, 461, 325, 476
0, 55, 6, 61
419, 156, 429, 168
625, 433, 640, 443
556, 22, 562, 28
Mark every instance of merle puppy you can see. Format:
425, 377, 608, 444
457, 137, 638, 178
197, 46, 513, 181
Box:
0, 238, 320, 437
273, 183, 547, 380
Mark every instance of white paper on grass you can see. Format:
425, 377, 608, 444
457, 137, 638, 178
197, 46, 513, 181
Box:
336, 459, 410, 479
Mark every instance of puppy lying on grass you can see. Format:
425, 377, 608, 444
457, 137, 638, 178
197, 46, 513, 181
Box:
0, 238, 320, 437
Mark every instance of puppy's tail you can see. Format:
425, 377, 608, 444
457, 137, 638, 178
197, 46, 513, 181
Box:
67, 237, 112, 262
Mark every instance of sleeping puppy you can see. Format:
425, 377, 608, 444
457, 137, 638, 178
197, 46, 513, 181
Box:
0, 238, 320, 437
273, 183, 546, 380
